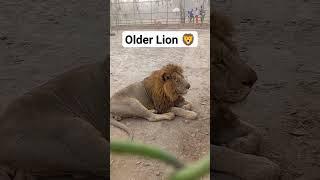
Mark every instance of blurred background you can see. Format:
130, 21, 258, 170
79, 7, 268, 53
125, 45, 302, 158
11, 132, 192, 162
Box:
110, 0, 210, 30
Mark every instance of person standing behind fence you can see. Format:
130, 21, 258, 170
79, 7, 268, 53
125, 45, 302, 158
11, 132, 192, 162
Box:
195, 8, 200, 24
200, 6, 205, 24
189, 9, 194, 23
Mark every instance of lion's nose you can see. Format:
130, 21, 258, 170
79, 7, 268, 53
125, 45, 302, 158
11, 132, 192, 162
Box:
242, 69, 257, 87
186, 83, 191, 89
242, 80, 255, 87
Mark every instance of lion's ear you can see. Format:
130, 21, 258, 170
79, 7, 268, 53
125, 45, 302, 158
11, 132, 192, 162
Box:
162, 72, 171, 81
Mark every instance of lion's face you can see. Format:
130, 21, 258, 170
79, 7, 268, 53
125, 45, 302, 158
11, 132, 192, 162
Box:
163, 71, 190, 96
212, 12, 257, 103
143, 64, 190, 113
183, 34, 194, 46
159, 64, 190, 101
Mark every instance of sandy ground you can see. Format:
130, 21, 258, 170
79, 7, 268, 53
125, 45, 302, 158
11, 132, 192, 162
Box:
110, 29, 210, 180
214, 0, 320, 179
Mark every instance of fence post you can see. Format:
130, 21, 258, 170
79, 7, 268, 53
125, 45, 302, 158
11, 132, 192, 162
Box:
166, 0, 168, 24
133, 0, 135, 25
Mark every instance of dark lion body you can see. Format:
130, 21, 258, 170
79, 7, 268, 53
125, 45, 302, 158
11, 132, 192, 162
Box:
211, 10, 280, 180
0, 61, 109, 179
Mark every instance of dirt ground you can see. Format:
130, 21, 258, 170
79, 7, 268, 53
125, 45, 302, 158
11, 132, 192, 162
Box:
214, 0, 320, 179
110, 29, 210, 180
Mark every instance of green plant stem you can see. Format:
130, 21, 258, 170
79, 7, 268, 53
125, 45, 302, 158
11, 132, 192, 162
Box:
110, 140, 184, 169
170, 155, 210, 180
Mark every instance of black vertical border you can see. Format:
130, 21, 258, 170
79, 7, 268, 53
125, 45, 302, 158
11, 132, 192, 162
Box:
210, 0, 214, 176
106, 0, 111, 179
106, 0, 110, 139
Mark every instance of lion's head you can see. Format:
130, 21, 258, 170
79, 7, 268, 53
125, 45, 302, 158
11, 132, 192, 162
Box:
143, 64, 190, 113
183, 33, 194, 46
212, 11, 257, 103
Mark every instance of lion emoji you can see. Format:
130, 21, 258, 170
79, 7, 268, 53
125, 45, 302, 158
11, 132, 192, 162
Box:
183, 33, 194, 46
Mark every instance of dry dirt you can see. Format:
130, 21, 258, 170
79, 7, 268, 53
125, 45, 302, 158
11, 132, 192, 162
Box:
110, 29, 210, 180
214, 0, 320, 179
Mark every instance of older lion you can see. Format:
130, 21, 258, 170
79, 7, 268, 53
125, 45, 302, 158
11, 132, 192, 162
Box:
110, 64, 197, 137
0, 61, 109, 179
211, 10, 281, 180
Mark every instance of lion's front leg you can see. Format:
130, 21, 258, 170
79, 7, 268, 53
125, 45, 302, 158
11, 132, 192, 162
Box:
174, 96, 193, 110
213, 102, 261, 154
212, 145, 280, 180
171, 107, 198, 120
0, 166, 13, 180
181, 101, 193, 110
226, 120, 262, 154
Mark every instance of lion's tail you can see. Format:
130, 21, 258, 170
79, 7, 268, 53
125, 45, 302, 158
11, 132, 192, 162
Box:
110, 119, 134, 141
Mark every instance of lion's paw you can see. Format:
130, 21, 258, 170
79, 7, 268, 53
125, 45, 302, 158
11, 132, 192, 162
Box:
148, 109, 157, 114
185, 111, 198, 120
165, 112, 175, 120
227, 136, 260, 154
182, 103, 192, 110
239, 155, 281, 180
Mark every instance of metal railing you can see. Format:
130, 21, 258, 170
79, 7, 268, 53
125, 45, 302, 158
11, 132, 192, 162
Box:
111, 0, 210, 27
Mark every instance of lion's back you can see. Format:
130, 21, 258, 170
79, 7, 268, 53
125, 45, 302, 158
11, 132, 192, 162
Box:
111, 81, 154, 109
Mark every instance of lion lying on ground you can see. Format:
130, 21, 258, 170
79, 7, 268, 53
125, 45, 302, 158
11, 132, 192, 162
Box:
211, 10, 281, 180
110, 64, 198, 139
0, 61, 109, 180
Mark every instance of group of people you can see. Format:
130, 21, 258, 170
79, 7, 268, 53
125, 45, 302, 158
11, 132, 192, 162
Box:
187, 6, 205, 24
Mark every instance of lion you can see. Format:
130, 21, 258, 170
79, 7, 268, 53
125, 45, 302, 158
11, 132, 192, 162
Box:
110, 64, 197, 139
211, 10, 281, 180
0, 61, 109, 179
183, 33, 194, 46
